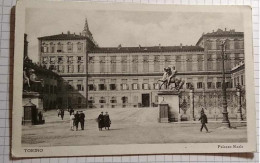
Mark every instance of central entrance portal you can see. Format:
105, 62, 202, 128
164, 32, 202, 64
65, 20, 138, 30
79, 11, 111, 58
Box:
142, 94, 150, 107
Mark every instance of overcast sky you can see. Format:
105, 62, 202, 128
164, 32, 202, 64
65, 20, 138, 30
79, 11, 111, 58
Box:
26, 8, 243, 62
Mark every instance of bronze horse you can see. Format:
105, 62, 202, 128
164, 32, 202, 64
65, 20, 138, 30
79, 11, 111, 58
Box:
158, 77, 185, 91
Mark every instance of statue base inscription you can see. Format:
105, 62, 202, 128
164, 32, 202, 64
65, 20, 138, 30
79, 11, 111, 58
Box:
158, 91, 180, 122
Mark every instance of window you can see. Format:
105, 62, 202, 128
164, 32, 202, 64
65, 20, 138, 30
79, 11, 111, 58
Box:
121, 79, 128, 90
225, 39, 231, 50
67, 80, 73, 90
77, 80, 84, 91
207, 54, 213, 71
67, 42, 73, 52
234, 39, 239, 49
197, 82, 203, 89
216, 82, 222, 89
99, 56, 106, 73
164, 55, 171, 68
122, 84, 128, 90
216, 53, 222, 71
67, 56, 73, 64
89, 97, 95, 104
57, 42, 63, 52
143, 56, 149, 72
78, 65, 84, 73
49, 65, 55, 71
143, 84, 149, 90
154, 55, 160, 72
77, 42, 83, 52
57, 65, 64, 73
50, 57, 56, 64
207, 82, 215, 89
42, 44, 49, 53
132, 83, 138, 90
67, 65, 74, 73
216, 39, 221, 50
186, 56, 192, 71
99, 97, 106, 103
206, 40, 212, 50
50, 42, 55, 53
197, 55, 203, 71
88, 56, 94, 73
176, 55, 182, 72
77, 56, 83, 63
110, 84, 116, 90
154, 83, 159, 90
122, 96, 128, 104
110, 97, 117, 103
58, 56, 63, 64
121, 56, 127, 72
42, 57, 48, 64
99, 84, 106, 91
110, 56, 116, 73
132, 55, 138, 73
186, 83, 192, 89
88, 84, 95, 91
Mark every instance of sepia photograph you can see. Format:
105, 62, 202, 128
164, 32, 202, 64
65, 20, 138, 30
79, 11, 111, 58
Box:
12, 0, 256, 157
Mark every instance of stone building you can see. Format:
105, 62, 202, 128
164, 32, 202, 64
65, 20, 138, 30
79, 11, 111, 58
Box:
38, 19, 245, 119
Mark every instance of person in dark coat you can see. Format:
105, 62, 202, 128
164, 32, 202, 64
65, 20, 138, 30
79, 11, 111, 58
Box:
104, 112, 111, 130
97, 112, 104, 131
69, 106, 74, 116
199, 108, 209, 133
60, 109, 65, 120
38, 111, 43, 124
79, 111, 85, 130
74, 111, 80, 131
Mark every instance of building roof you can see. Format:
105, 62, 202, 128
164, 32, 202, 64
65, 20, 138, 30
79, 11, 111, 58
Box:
89, 45, 204, 53
38, 33, 89, 41
196, 29, 244, 45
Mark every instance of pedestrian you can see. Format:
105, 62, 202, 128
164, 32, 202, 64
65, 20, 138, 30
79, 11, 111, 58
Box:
74, 111, 80, 131
57, 108, 61, 117
38, 111, 43, 124
97, 112, 104, 131
79, 111, 85, 130
70, 112, 75, 131
104, 112, 111, 130
69, 106, 74, 116
199, 108, 209, 133
60, 109, 65, 120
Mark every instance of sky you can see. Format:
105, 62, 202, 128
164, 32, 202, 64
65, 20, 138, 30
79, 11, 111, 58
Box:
25, 8, 244, 62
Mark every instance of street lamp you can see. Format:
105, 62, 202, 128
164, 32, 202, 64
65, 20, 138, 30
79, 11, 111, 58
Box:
220, 41, 230, 128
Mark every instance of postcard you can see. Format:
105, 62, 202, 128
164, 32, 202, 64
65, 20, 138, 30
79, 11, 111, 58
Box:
12, 0, 256, 157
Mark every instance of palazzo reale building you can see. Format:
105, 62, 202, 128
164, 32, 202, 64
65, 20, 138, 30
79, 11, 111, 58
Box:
38, 19, 245, 119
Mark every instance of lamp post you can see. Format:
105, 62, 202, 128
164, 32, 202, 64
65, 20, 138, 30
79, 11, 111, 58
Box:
220, 41, 230, 128
236, 83, 243, 121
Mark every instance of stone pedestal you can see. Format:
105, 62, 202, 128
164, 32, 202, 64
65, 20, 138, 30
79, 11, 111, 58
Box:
159, 101, 169, 123
158, 91, 180, 122
22, 92, 43, 125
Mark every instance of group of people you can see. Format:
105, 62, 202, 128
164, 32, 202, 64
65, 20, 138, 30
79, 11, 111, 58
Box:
70, 111, 85, 131
97, 112, 111, 131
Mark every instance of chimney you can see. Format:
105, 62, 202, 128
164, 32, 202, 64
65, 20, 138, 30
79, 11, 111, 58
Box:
67, 31, 70, 35
79, 32, 81, 36
159, 43, 161, 49
118, 44, 122, 49
225, 28, 227, 31
62, 32, 63, 34
180, 43, 182, 49
139, 45, 141, 49
73, 32, 75, 35
212, 30, 214, 33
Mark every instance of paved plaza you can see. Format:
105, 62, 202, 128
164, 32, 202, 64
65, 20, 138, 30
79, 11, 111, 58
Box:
22, 108, 247, 146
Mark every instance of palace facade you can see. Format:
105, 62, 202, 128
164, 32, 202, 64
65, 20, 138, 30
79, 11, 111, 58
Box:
38, 19, 245, 114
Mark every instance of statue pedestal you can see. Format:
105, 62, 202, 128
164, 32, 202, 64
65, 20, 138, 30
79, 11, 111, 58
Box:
22, 92, 43, 111
158, 91, 180, 122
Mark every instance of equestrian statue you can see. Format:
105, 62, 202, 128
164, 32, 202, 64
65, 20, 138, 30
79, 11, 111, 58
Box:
157, 66, 185, 91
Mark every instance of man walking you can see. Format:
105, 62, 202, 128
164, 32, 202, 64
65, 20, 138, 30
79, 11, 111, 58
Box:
199, 108, 209, 133
74, 111, 80, 131
60, 109, 65, 120
104, 112, 111, 130
97, 112, 104, 131
79, 111, 85, 130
